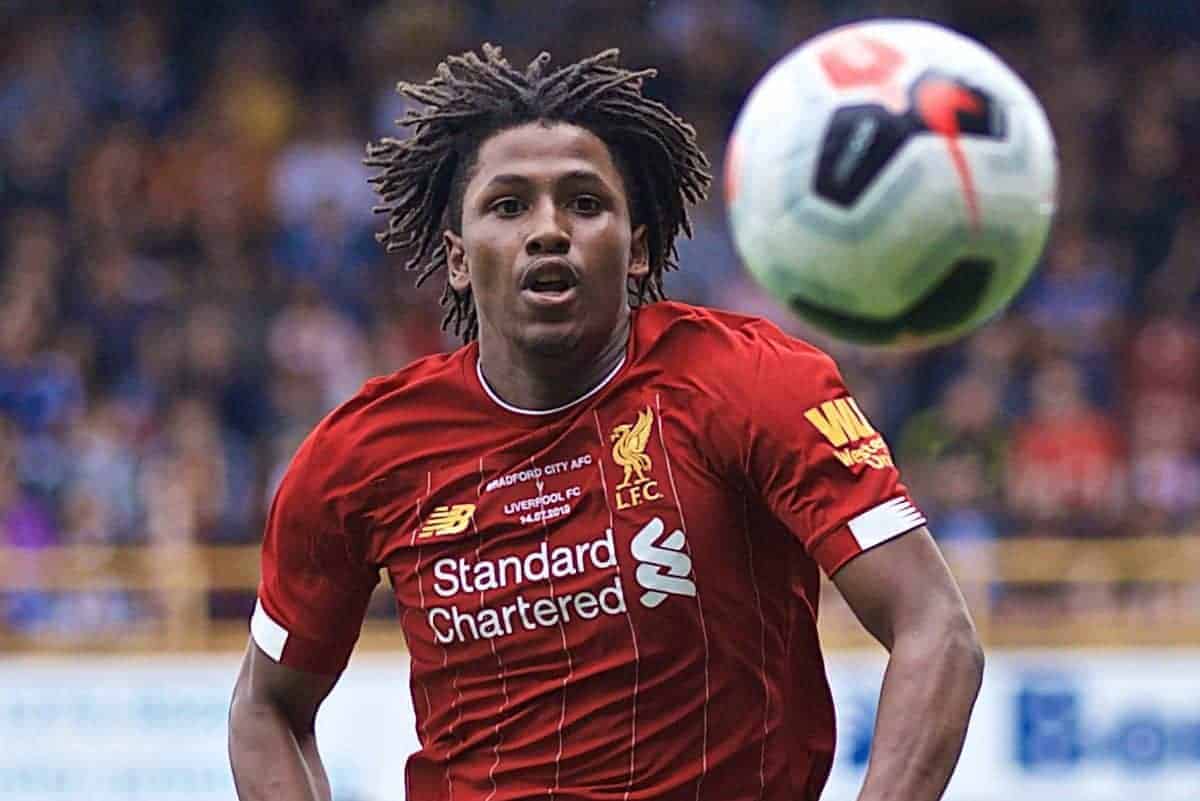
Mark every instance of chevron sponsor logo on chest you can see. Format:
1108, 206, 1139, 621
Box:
631, 517, 696, 607
610, 407, 664, 510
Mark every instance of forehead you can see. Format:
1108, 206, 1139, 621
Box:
468, 122, 623, 191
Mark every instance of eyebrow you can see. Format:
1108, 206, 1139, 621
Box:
481, 169, 612, 190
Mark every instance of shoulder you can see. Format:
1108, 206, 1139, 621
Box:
636, 299, 828, 357
286, 347, 473, 503
635, 301, 841, 392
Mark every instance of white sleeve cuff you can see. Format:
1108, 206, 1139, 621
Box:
847, 497, 925, 552
250, 598, 289, 662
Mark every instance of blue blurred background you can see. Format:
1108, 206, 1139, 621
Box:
0, 2, 1197, 800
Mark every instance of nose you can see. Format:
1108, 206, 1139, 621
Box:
524, 199, 570, 256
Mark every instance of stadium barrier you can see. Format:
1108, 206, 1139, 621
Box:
1, 650, 1198, 801
1, 536, 1198, 651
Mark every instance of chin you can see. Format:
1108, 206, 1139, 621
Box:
520, 322, 586, 358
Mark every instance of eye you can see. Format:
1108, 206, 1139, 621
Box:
571, 195, 602, 214
490, 197, 525, 217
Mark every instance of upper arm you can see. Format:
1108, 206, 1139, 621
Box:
832, 526, 977, 651
255, 427, 380, 675
731, 325, 926, 576
714, 322, 970, 647
232, 638, 341, 731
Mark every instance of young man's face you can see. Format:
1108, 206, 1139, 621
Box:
445, 121, 647, 358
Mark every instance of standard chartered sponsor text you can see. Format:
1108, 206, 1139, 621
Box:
427, 528, 624, 645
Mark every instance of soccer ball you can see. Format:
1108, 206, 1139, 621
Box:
725, 19, 1058, 347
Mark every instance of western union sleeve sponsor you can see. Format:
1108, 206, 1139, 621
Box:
803, 397, 877, 447
831, 436, 894, 469
803, 396, 894, 470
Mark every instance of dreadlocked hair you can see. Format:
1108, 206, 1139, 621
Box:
365, 44, 711, 342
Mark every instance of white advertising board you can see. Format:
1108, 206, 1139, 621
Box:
0, 650, 1197, 800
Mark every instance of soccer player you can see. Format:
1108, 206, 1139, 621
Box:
229, 46, 984, 801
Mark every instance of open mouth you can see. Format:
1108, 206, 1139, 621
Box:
521, 258, 580, 303
528, 277, 574, 293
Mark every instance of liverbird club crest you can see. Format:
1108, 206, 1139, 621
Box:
610, 407, 664, 511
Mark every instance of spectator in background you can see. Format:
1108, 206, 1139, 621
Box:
46, 480, 145, 638
1123, 313, 1200, 533
271, 197, 380, 325
139, 395, 253, 544
0, 21, 96, 213
1021, 223, 1127, 406
2, 101, 78, 213
70, 238, 167, 390
0, 417, 57, 633
1127, 312, 1200, 401
1128, 392, 1200, 533
0, 419, 55, 551
270, 90, 375, 229
666, 199, 743, 305
0, 2, 1196, 642
367, 291, 456, 377
900, 371, 1009, 541
1142, 209, 1200, 312
267, 283, 372, 415
0, 213, 84, 437
362, 0, 468, 139
70, 123, 152, 239
1099, 63, 1190, 308
206, 25, 297, 156
66, 399, 143, 544
180, 304, 271, 442
1006, 359, 1127, 535
104, 11, 179, 137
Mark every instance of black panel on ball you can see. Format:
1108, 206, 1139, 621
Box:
814, 105, 919, 207
789, 258, 995, 345
812, 70, 1006, 208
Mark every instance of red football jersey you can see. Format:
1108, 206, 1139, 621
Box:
253, 301, 925, 801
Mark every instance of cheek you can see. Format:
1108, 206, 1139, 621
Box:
589, 219, 633, 269
464, 228, 510, 289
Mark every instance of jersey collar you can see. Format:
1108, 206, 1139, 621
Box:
475, 352, 627, 416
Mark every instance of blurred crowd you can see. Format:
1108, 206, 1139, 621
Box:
1, 0, 1198, 637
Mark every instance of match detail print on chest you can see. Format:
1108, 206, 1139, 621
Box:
409, 401, 681, 547
480, 440, 596, 530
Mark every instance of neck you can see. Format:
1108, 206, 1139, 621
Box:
477, 312, 631, 412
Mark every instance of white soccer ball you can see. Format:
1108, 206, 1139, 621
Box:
725, 18, 1058, 347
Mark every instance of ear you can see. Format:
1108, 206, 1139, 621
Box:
628, 224, 649, 280
444, 230, 470, 292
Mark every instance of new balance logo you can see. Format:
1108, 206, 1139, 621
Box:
630, 517, 696, 608
419, 504, 476, 538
